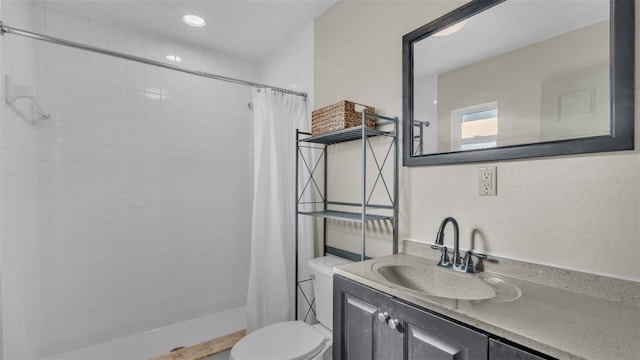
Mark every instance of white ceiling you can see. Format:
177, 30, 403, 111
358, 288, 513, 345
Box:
35, 0, 336, 60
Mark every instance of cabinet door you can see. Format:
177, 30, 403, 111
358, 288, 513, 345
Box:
393, 299, 488, 360
334, 275, 403, 360
489, 339, 551, 360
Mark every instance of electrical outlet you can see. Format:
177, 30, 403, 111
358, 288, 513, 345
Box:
478, 167, 497, 196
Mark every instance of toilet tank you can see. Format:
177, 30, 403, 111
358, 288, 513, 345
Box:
307, 255, 353, 330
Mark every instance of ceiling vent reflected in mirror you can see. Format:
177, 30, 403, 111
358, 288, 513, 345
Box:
433, 20, 468, 37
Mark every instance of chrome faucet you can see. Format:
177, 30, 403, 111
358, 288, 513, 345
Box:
432, 217, 485, 273
432, 217, 459, 268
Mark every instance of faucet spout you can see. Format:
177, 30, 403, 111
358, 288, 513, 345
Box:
434, 217, 459, 268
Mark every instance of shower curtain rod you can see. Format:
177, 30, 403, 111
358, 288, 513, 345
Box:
0, 21, 307, 99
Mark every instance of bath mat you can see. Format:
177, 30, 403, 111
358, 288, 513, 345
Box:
149, 329, 246, 360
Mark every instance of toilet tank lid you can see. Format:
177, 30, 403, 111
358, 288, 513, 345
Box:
307, 255, 353, 277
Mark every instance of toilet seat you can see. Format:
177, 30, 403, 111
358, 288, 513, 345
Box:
230, 321, 327, 360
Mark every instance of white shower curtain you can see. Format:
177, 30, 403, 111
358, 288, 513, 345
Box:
246, 88, 313, 333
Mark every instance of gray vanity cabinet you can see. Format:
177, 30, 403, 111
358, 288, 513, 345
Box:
334, 275, 488, 360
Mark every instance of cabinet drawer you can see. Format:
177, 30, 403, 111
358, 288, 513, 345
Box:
490, 339, 551, 360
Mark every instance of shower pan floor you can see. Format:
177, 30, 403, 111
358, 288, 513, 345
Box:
42, 306, 246, 360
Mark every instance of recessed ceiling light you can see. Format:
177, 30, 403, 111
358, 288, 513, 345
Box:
183, 14, 206, 27
166, 55, 182, 62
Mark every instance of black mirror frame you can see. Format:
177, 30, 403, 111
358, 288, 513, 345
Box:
402, 0, 635, 166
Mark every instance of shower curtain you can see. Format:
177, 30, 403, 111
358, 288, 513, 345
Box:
246, 89, 313, 332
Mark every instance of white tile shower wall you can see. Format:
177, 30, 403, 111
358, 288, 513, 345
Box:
34, 5, 253, 356
0, 1, 43, 358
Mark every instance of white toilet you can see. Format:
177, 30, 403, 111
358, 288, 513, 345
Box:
230, 255, 352, 360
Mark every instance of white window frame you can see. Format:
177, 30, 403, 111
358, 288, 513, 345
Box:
451, 101, 498, 151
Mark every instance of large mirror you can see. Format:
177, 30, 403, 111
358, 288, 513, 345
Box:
403, 0, 634, 166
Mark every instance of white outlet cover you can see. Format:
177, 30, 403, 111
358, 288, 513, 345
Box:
479, 167, 497, 196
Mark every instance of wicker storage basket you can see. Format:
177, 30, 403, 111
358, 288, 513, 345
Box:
311, 100, 375, 136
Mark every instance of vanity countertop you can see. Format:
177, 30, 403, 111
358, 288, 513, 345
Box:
334, 249, 640, 360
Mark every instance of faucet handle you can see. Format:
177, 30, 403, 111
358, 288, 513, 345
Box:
461, 250, 498, 273
467, 250, 499, 263
463, 253, 478, 273
437, 246, 452, 268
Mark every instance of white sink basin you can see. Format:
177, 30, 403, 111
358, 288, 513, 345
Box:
372, 262, 521, 302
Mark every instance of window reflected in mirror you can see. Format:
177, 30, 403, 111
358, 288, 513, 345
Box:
453, 103, 498, 151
